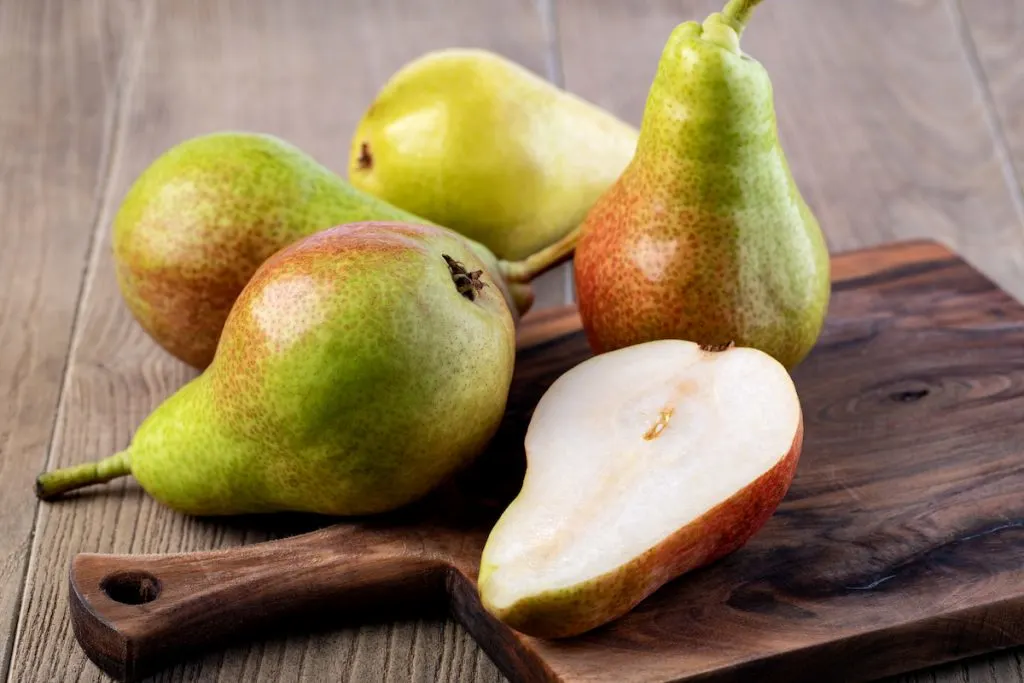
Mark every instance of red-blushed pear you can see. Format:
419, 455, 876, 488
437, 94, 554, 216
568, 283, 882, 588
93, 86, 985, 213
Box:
477, 340, 802, 639
113, 132, 535, 370
37, 223, 517, 517
571, 0, 830, 369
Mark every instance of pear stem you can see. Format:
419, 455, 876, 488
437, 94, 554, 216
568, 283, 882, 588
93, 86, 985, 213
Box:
500, 225, 582, 284
35, 451, 132, 501
721, 0, 764, 34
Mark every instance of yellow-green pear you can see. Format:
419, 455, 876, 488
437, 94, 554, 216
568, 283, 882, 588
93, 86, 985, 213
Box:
38, 223, 516, 516
349, 49, 638, 261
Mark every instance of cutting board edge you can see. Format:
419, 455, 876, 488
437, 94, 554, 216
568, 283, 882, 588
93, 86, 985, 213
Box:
667, 590, 1024, 683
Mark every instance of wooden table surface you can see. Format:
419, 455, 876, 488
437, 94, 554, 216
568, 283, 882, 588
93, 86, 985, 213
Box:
2, 1, 1023, 681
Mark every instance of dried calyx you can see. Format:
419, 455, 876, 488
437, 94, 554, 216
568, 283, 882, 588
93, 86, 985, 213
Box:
444, 254, 487, 301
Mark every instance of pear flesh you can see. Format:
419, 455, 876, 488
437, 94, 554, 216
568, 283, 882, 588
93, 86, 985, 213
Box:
478, 340, 802, 639
350, 49, 638, 261
39, 222, 517, 517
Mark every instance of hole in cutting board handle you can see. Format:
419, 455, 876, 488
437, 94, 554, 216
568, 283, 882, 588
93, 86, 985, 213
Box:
100, 571, 161, 605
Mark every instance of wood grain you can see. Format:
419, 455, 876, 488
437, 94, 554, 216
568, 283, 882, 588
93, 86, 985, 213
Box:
6, 1, 556, 681
59, 241, 1024, 683
8, 2, 1024, 682
0, 0, 131, 674
555, 0, 1024, 301
68, 527, 455, 682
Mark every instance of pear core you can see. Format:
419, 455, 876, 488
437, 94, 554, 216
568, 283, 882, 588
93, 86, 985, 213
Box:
479, 340, 801, 615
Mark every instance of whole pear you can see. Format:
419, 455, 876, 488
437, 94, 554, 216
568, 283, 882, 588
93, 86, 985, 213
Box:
573, 0, 830, 369
39, 223, 516, 516
349, 49, 638, 261
114, 132, 532, 370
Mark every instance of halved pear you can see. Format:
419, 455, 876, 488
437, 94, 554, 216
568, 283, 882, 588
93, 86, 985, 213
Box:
478, 339, 803, 639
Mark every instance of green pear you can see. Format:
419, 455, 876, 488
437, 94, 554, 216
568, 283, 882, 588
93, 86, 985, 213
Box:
114, 132, 534, 370
38, 223, 516, 516
478, 340, 803, 638
572, 0, 830, 369
348, 49, 638, 261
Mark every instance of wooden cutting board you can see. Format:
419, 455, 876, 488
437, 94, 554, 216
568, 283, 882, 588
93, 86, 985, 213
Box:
68, 240, 1024, 683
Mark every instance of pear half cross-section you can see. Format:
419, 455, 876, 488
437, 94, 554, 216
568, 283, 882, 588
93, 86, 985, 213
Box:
478, 339, 803, 639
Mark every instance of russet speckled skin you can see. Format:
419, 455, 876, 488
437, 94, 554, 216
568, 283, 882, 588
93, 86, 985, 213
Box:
349, 49, 638, 261
574, 20, 830, 369
125, 222, 516, 516
114, 132, 521, 370
485, 418, 803, 639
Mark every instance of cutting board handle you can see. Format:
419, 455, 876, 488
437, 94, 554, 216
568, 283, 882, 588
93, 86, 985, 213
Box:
68, 525, 457, 682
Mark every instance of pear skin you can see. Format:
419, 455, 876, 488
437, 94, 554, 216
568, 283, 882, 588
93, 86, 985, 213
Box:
573, 2, 830, 369
41, 223, 516, 516
114, 132, 529, 370
349, 49, 638, 261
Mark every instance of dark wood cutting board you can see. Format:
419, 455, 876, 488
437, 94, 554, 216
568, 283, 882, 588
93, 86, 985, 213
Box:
68, 240, 1024, 683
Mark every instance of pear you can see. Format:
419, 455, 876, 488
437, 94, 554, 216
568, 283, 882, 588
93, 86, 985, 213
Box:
349, 49, 638, 261
38, 223, 516, 516
572, 0, 831, 369
478, 340, 803, 639
114, 131, 534, 370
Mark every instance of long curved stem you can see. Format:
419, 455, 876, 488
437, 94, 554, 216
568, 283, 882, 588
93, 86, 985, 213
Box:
721, 0, 764, 34
36, 451, 132, 500
500, 225, 583, 284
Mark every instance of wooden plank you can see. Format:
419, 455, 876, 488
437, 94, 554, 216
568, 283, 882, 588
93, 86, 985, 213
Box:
958, 0, 1024, 231
553, 1, 1024, 682
0, 0, 130, 675
555, 0, 1024, 301
8, 0, 555, 681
